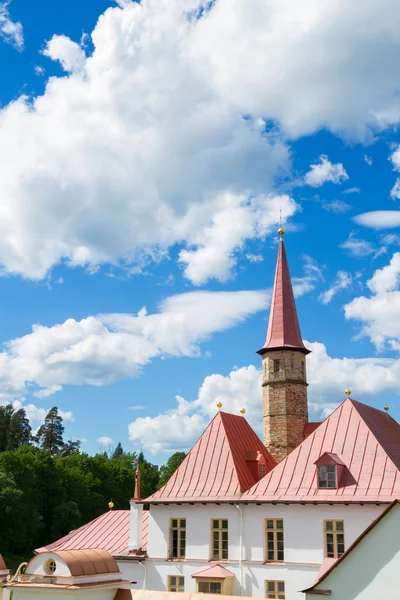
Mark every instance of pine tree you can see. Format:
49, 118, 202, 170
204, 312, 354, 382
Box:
111, 442, 124, 460
60, 439, 81, 457
7, 408, 32, 450
35, 407, 65, 455
0, 405, 14, 452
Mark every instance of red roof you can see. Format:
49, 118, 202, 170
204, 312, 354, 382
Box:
145, 411, 277, 503
258, 237, 309, 355
36, 510, 149, 557
244, 398, 400, 502
192, 564, 234, 579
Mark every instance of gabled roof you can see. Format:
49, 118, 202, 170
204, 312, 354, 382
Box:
36, 509, 149, 557
244, 398, 400, 502
192, 564, 234, 579
302, 500, 400, 594
258, 236, 309, 355
145, 411, 276, 503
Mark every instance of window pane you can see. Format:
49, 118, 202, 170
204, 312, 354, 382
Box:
267, 582, 275, 592
222, 520, 228, 529
198, 582, 209, 593
213, 520, 219, 529
277, 520, 283, 530
336, 521, 344, 531
266, 520, 274, 529
325, 521, 333, 531
277, 582, 285, 592
172, 520, 178, 528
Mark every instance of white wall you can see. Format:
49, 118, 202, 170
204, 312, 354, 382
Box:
306, 503, 400, 600
139, 502, 385, 600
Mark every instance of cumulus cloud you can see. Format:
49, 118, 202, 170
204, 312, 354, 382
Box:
12, 400, 74, 424
97, 436, 114, 447
128, 340, 400, 454
0, 289, 267, 403
1, 1, 400, 280
353, 211, 400, 229
304, 156, 349, 187
319, 271, 352, 304
43, 34, 86, 73
344, 253, 400, 350
0, 1, 23, 50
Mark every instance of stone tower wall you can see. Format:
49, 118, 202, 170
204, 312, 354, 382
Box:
262, 349, 308, 463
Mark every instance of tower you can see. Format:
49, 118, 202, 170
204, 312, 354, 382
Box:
257, 228, 310, 463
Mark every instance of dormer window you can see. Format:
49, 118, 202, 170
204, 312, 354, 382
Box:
259, 462, 267, 479
318, 464, 337, 488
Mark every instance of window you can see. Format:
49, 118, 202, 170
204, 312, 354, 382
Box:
168, 576, 184, 592
44, 559, 57, 575
211, 519, 228, 560
318, 465, 337, 488
324, 520, 345, 558
265, 519, 284, 562
266, 580, 285, 599
273, 360, 281, 373
169, 519, 186, 558
259, 462, 267, 479
198, 581, 222, 594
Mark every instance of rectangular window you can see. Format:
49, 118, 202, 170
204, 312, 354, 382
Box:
211, 519, 228, 560
324, 520, 345, 558
198, 581, 222, 594
318, 465, 337, 488
169, 519, 186, 558
168, 576, 184, 592
265, 519, 284, 562
273, 360, 281, 373
266, 580, 285, 599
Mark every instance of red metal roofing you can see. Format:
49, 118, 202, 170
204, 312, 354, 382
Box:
244, 398, 400, 502
26, 549, 120, 577
192, 565, 234, 579
36, 509, 149, 556
145, 412, 276, 503
258, 237, 309, 355
303, 500, 400, 593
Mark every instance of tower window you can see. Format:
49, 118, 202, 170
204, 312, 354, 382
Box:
273, 360, 281, 373
318, 465, 337, 488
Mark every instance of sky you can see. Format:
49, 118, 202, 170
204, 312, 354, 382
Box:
1, 0, 400, 463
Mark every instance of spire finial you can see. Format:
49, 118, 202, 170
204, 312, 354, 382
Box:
217, 402, 223, 411
345, 389, 351, 397
108, 500, 114, 511
278, 207, 284, 236
240, 408, 246, 415
384, 404, 389, 412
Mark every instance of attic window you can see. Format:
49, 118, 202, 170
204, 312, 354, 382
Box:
259, 462, 266, 479
318, 464, 337, 489
44, 559, 57, 575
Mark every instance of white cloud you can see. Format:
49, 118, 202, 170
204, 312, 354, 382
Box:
344, 253, 400, 350
389, 146, 400, 199
342, 187, 360, 195
322, 199, 351, 214
381, 233, 400, 245
319, 270, 352, 304
128, 339, 400, 454
340, 233, 380, 258
354, 210, 400, 229
12, 400, 74, 424
43, 35, 86, 73
291, 255, 324, 298
0, 289, 267, 403
97, 436, 114, 447
0, 1, 400, 280
304, 155, 349, 187
178, 193, 297, 285
0, 1, 23, 50
364, 155, 373, 166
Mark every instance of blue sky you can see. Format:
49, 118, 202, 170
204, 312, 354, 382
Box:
1, 0, 400, 462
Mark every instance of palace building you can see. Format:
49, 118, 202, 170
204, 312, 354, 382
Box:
30, 230, 400, 600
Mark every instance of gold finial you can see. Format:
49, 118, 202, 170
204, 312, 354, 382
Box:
278, 207, 284, 236
278, 227, 285, 236
217, 402, 223, 410
345, 389, 351, 397
240, 408, 246, 415
384, 404, 389, 412
108, 501, 114, 511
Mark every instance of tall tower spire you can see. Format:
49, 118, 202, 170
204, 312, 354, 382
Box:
258, 228, 310, 463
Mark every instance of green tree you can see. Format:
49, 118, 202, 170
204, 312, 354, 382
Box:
60, 440, 81, 457
158, 451, 186, 488
35, 407, 64, 455
138, 451, 160, 499
111, 442, 124, 460
0, 405, 14, 452
7, 408, 32, 450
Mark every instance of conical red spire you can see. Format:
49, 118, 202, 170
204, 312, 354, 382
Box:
258, 233, 309, 355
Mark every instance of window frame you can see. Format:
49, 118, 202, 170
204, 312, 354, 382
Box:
273, 359, 281, 373
197, 579, 223, 594
265, 518, 284, 562
210, 519, 229, 561
265, 580, 285, 599
318, 464, 337, 489
169, 518, 186, 559
167, 575, 185, 592
324, 520, 345, 558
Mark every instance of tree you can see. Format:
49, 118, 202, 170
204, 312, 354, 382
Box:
158, 452, 186, 488
138, 451, 160, 499
111, 442, 124, 460
0, 405, 14, 452
35, 407, 64, 455
7, 408, 32, 450
60, 440, 81, 457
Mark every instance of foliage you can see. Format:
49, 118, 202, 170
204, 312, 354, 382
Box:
35, 407, 65, 455
158, 451, 186, 488
0, 405, 32, 452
